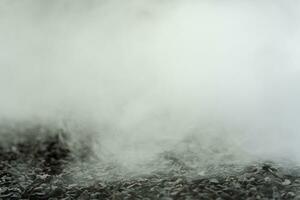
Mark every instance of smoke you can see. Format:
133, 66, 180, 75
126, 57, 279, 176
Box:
1, 0, 300, 172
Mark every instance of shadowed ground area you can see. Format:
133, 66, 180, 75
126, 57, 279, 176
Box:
1, 127, 300, 200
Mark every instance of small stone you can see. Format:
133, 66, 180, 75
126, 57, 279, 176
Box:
90, 192, 101, 198
78, 190, 90, 200
170, 190, 180, 196
233, 182, 241, 188
264, 177, 271, 183
248, 187, 257, 196
37, 174, 50, 180
287, 192, 296, 198
248, 177, 256, 182
262, 164, 276, 172
175, 178, 183, 184
282, 179, 291, 186
210, 178, 219, 184
198, 171, 205, 176
249, 187, 257, 192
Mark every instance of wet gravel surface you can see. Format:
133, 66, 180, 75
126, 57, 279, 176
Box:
1, 129, 300, 199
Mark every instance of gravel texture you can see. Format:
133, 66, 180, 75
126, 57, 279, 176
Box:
1, 127, 300, 200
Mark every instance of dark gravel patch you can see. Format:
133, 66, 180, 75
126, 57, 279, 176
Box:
1, 130, 300, 199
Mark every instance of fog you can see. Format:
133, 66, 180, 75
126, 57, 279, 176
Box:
1, 0, 300, 173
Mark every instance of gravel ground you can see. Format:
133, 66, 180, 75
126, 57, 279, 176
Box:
1, 128, 300, 200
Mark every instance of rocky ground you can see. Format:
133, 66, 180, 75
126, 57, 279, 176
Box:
1, 127, 300, 199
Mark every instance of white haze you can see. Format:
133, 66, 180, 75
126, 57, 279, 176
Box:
0, 0, 300, 171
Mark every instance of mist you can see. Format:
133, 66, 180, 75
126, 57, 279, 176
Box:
1, 0, 300, 174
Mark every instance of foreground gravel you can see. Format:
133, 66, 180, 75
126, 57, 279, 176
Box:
1, 129, 300, 199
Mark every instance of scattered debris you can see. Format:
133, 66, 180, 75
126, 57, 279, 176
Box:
1, 131, 300, 199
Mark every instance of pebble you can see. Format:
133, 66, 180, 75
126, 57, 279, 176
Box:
287, 192, 296, 198
282, 179, 291, 186
264, 177, 271, 183
248, 177, 256, 182
78, 190, 90, 200
210, 178, 219, 184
